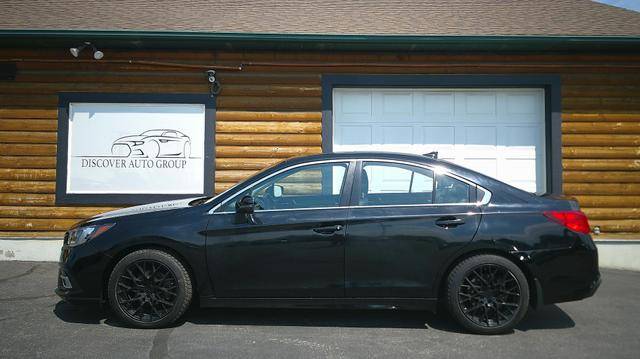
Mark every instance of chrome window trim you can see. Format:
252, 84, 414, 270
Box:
214, 206, 347, 215
208, 157, 492, 215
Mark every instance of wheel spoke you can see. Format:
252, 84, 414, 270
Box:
120, 295, 144, 304
472, 270, 490, 286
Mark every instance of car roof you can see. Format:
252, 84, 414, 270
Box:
284, 151, 437, 164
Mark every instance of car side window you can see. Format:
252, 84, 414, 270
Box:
219, 162, 349, 212
435, 173, 471, 204
358, 162, 473, 206
162, 131, 177, 138
359, 162, 434, 206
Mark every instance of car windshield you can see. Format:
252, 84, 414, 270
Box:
140, 130, 165, 136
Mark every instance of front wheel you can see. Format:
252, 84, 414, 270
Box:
446, 254, 529, 335
107, 249, 192, 328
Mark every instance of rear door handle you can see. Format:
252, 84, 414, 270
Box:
313, 225, 343, 235
435, 217, 465, 228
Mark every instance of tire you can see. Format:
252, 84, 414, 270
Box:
446, 254, 529, 335
107, 249, 192, 329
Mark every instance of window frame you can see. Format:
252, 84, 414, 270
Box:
213, 160, 356, 214
350, 159, 481, 208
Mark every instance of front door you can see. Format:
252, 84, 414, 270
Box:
206, 161, 353, 298
345, 161, 482, 298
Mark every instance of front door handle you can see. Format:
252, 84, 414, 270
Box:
313, 225, 343, 235
435, 217, 465, 228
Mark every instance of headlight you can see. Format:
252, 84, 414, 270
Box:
66, 223, 115, 247
132, 141, 144, 146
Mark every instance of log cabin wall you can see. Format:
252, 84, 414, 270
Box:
0, 49, 639, 238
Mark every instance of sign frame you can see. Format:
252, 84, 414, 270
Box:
55, 93, 215, 205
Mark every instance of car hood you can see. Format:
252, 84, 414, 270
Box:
114, 135, 146, 143
89, 197, 202, 221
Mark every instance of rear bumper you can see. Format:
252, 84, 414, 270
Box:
521, 234, 601, 305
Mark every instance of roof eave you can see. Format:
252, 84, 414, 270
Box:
1, 30, 640, 53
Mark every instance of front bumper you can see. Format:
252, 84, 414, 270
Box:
55, 240, 109, 304
55, 266, 103, 304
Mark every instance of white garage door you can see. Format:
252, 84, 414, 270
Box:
333, 88, 546, 193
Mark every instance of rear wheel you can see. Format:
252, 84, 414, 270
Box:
446, 254, 529, 334
108, 249, 192, 328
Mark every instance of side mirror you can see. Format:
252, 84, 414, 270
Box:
235, 195, 255, 214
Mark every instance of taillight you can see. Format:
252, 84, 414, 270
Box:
543, 210, 591, 234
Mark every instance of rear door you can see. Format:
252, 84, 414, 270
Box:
345, 160, 482, 298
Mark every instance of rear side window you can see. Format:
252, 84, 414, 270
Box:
358, 161, 472, 206
435, 174, 471, 204
359, 162, 434, 206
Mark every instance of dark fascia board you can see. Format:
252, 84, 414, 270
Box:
1, 30, 640, 53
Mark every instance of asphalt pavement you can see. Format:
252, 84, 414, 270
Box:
0, 261, 638, 359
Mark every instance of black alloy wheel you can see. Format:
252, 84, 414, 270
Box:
458, 264, 521, 327
446, 254, 529, 335
108, 249, 192, 328
116, 260, 178, 323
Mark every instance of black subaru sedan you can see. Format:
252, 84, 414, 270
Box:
56, 152, 600, 334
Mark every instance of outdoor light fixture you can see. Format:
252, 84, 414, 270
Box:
69, 42, 104, 60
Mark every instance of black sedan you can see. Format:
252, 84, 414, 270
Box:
56, 152, 600, 334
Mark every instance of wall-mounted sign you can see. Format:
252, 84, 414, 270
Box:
56, 94, 215, 205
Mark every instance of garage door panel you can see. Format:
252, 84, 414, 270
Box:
461, 92, 497, 120
422, 126, 455, 146
506, 92, 541, 115
372, 92, 413, 123
503, 126, 541, 158
464, 126, 497, 148
501, 159, 537, 181
381, 126, 414, 145
335, 125, 372, 146
335, 90, 372, 122
422, 92, 455, 117
334, 88, 546, 193
504, 126, 539, 147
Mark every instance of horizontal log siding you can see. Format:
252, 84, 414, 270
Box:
0, 50, 639, 237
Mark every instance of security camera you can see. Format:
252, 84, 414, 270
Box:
207, 70, 216, 83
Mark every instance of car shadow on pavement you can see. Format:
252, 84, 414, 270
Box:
53, 301, 574, 333
516, 304, 576, 331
